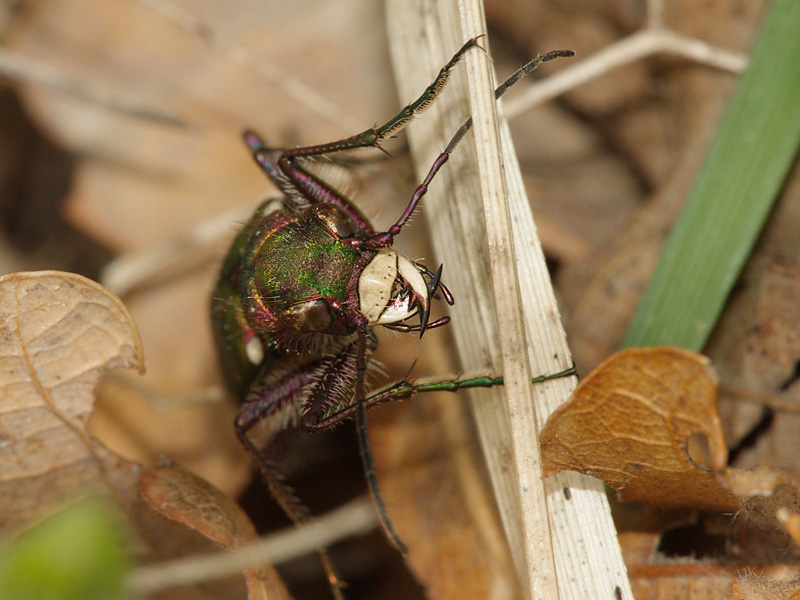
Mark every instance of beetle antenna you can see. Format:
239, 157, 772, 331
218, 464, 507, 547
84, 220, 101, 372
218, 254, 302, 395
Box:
366, 49, 574, 251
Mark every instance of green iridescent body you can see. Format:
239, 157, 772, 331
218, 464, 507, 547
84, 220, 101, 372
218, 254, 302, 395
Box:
212, 201, 365, 397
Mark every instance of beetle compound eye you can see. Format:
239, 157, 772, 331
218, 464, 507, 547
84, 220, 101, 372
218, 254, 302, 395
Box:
279, 299, 333, 332
309, 203, 360, 239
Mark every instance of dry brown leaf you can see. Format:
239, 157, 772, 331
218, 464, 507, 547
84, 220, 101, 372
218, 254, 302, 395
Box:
544, 347, 800, 596
373, 396, 521, 600
0, 270, 281, 597
0, 270, 144, 533
541, 346, 738, 511
140, 464, 292, 600
541, 346, 800, 537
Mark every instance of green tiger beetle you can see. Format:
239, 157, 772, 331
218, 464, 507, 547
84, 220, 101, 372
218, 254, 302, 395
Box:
211, 38, 575, 597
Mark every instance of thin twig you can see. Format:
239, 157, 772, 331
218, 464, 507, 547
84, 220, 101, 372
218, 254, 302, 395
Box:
505, 28, 746, 120
458, 0, 561, 597
0, 48, 187, 127
127, 496, 376, 596
135, 0, 363, 132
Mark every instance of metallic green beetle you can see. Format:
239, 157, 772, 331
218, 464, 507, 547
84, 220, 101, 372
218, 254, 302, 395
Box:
211, 39, 574, 597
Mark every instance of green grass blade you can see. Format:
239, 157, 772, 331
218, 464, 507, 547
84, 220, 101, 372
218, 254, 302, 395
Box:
621, 0, 800, 351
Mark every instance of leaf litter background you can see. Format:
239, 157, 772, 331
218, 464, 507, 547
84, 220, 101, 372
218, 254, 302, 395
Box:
2, 0, 800, 598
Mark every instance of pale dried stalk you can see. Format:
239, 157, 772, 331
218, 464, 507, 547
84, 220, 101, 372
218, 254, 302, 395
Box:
386, 0, 524, 589
457, 1, 559, 598
385, 1, 631, 599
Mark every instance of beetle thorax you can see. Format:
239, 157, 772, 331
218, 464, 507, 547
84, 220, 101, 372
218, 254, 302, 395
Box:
358, 248, 428, 325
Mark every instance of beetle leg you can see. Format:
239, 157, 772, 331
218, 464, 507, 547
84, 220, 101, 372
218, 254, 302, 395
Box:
352, 327, 409, 554
280, 37, 482, 161
235, 365, 347, 599
365, 49, 577, 248
243, 38, 482, 231
244, 131, 376, 231
309, 364, 577, 431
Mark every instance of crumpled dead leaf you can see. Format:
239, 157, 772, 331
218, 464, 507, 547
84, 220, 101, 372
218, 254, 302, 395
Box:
0, 270, 290, 598
0, 270, 143, 533
541, 347, 800, 598
140, 464, 292, 600
541, 347, 800, 525
541, 346, 737, 511
543, 346, 800, 596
